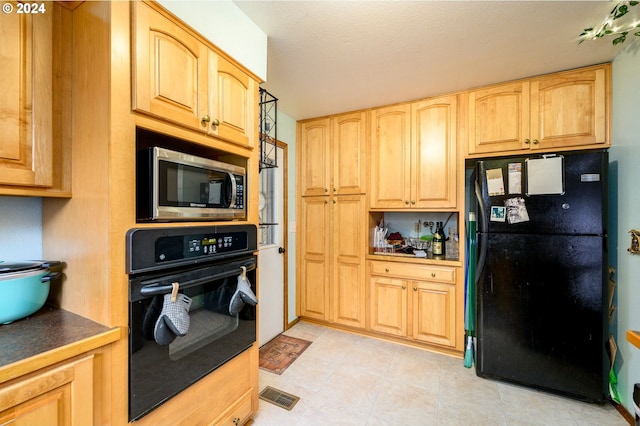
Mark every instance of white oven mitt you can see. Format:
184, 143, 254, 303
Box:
229, 270, 258, 316
154, 293, 192, 345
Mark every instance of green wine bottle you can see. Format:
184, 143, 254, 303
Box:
432, 221, 444, 258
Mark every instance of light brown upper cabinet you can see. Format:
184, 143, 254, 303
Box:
298, 112, 367, 197
133, 1, 256, 147
0, 7, 53, 189
467, 64, 610, 156
210, 56, 256, 147
370, 95, 457, 209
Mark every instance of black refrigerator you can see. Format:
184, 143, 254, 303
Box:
472, 149, 608, 403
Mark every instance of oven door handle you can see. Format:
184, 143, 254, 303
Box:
139, 261, 256, 297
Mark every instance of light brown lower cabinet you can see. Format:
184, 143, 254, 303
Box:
0, 355, 94, 426
299, 195, 366, 328
369, 260, 458, 348
209, 388, 253, 426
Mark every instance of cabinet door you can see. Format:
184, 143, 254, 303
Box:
133, 1, 209, 131
332, 195, 366, 328
332, 112, 367, 195
412, 281, 456, 347
299, 196, 330, 320
412, 96, 457, 209
369, 275, 407, 337
370, 105, 411, 208
209, 55, 256, 147
0, 355, 94, 426
467, 82, 530, 155
530, 66, 608, 150
209, 388, 252, 426
298, 118, 331, 196
0, 7, 53, 187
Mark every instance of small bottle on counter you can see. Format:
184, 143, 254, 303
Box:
446, 227, 459, 260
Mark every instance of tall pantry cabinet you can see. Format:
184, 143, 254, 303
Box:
297, 112, 368, 328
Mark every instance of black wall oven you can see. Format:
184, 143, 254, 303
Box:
126, 225, 258, 421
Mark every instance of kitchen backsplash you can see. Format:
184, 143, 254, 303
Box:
0, 196, 42, 261
382, 212, 459, 240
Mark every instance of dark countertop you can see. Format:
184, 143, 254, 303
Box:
0, 305, 121, 384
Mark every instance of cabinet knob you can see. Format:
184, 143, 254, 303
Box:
533, 139, 539, 145
233, 418, 240, 425
333, 200, 336, 204
201, 116, 220, 127
385, 268, 389, 272
324, 200, 328, 204
431, 272, 436, 278
405, 200, 409, 205
411, 200, 416, 205
333, 188, 337, 192
524, 138, 530, 144
402, 284, 406, 290
413, 286, 417, 291
325, 188, 328, 193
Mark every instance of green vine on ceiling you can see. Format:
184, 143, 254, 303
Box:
580, 1, 640, 45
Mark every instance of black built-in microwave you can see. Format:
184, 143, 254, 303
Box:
137, 147, 246, 221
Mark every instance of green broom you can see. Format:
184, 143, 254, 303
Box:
464, 212, 477, 368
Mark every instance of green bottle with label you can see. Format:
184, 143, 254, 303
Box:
432, 221, 445, 258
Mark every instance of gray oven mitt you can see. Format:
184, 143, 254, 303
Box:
154, 293, 192, 345
229, 272, 258, 316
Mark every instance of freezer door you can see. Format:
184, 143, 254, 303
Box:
476, 150, 607, 235
476, 232, 607, 402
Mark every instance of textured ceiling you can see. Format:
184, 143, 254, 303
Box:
233, 1, 627, 121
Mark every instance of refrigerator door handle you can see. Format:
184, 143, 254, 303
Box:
475, 178, 488, 281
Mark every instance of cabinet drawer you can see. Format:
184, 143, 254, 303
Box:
370, 261, 455, 283
209, 388, 252, 426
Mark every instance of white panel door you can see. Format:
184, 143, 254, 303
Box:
258, 146, 285, 346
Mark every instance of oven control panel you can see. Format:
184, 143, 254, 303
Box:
157, 231, 248, 263
126, 225, 258, 274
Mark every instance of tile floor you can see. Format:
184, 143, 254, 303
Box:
252, 321, 628, 426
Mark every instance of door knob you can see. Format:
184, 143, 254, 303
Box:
278, 247, 286, 254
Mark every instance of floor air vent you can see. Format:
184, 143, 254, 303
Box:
259, 386, 300, 411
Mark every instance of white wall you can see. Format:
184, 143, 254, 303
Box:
0, 197, 42, 261
157, 0, 267, 81
611, 42, 640, 415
